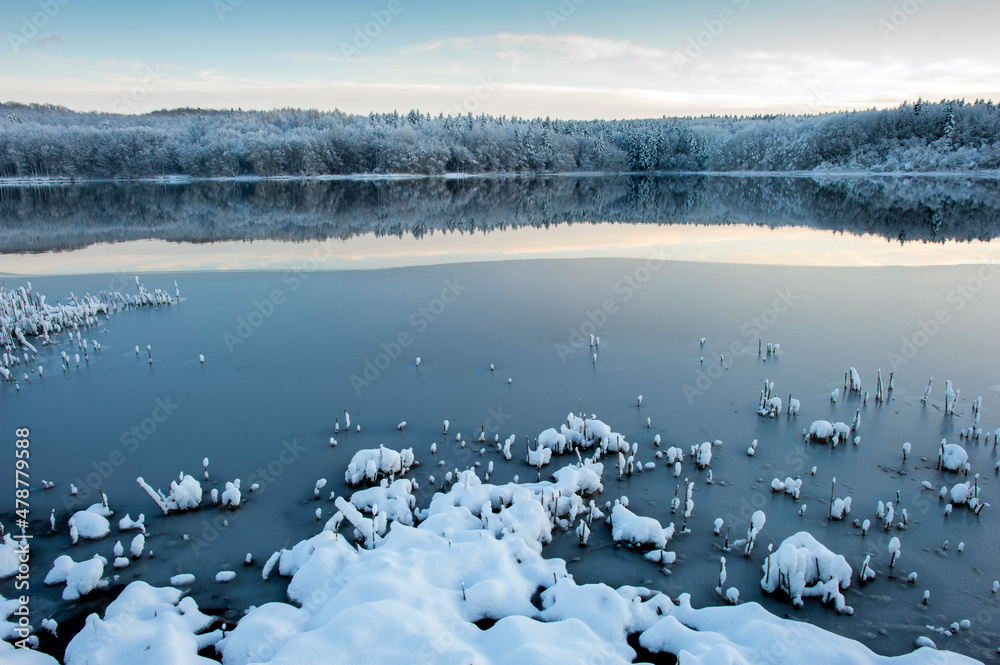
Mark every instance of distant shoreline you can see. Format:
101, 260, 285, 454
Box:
2, 169, 999, 187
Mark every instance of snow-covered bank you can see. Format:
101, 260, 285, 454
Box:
11, 454, 978, 664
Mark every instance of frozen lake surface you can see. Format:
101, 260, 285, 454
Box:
2, 174, 1000, 663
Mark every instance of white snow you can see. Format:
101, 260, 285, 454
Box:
349, 479, 417, 526
809, 420, 835, 441
771, 477, 802, 500
611, 503, 675, 550
221, 480, 242, 508
695, 441, 713, 468
527, 444, 553, 468
537, 427, 569, 454
136, 474, 203, 514
950, 482, 972, 505
118, 513, 146, 534
11, 405, 989, 665
759, 396, 782, 417
939, 442, 969, 472
131, 533, 146, 558
761, 531, 854, 614
849, 367, 862, 391
44, 554, 108, 601
644, 549, 677, 565
68, 510, 111, 541
62, 581, 220, 665
344, 446, 416, 486
808, 420, 852, 445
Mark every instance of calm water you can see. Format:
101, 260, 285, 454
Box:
2, 175, 1000, 662
3, 173, 1000, 254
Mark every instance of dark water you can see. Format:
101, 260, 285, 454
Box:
2, 173, 1000, 254
3, 258, 1000, 662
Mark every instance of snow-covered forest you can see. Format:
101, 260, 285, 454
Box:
2, 99, 999, 179
2, 174, 998, 253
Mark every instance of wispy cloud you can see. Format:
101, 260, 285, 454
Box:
3, 38, 996, 120
409, 33, 676, 74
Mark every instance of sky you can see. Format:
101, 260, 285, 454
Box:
2, 0, 998, 120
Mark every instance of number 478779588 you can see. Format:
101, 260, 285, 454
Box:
14, 427, 30, 530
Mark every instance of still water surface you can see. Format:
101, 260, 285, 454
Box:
3, 174, 1000, 662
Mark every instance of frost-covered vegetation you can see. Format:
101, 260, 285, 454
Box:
2, 99, 998, 179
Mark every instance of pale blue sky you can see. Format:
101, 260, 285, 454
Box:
2, 0, 997, 118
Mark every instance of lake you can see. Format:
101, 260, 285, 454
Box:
2, 173, 1000, 663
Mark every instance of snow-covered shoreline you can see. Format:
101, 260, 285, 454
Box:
2, 448, 985, 664
2, 168, 998, 188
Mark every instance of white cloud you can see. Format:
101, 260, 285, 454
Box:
408, 32, 676, 74
3, 39, 996, 119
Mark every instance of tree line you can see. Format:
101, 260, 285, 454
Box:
1, 99, 998, 179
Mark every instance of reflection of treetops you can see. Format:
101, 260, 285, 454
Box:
1, 173, 998, 253
1, 99, 999, 180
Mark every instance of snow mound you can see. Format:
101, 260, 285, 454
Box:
345, 446, 416, 486
761, 531, 854, 614
136, 474, 203, 514
557, 412, 631, 454
214, 486, 975, 665
536, 427, 569, 454
808, 420, 852, 445
527, 444, 552, 468
349, 478, 417, 526
809, 420, 835, 441
221, 480, 242, 508
416, 462, 604, 552
68, 510, 110, 541
44, 554, 108, 601
939, 443, 968, 472
640, 592, 975, 665
694, 441, 713, 468
611, 504, 675, 550
63, 581, 220, 665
